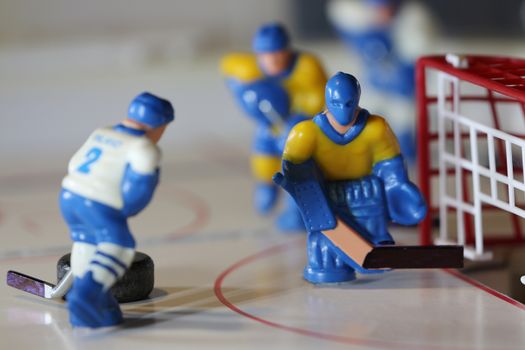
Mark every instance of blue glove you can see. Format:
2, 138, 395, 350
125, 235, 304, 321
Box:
225, 78, 290, 127
273, 159, 336, 232
372, 155, 427, 225
121, 165, 159, 217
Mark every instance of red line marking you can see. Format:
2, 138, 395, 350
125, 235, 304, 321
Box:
21, 218, 41, 236
0, 186, 210, 263
214, 239, 523, 350
444, 268, 525, 310
165, 187, 211, 241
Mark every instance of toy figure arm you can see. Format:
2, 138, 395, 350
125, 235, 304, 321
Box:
372, 155, 427, 225
369, 116, 401, 162
368, 116, 426, 225
281, 121, 317, 164
220, 53, 263, 83
121, 141, 161, 217
277, 114, 309, 154
221, 53, 267, 121
224, 77, 289, 128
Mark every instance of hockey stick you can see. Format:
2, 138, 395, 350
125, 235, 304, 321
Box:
259, 99, 285, 133
322, 218, 464, 270
6, 269, 72, 299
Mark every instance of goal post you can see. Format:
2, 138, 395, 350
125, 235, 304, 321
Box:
417, 54, 525, 260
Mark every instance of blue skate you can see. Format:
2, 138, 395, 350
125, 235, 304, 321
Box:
67, 272, 123, 328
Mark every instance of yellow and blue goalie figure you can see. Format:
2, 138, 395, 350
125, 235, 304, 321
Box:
220, 23, 327, 231
274, 72, 427, 283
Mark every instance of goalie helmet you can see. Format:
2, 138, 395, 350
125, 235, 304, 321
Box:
325, 72, 361, 126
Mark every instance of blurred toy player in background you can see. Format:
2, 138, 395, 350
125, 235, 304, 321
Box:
221, 23, 327, 231
60, 92, 174, 328
275, 72, 426, 283
327, 0, 438, 162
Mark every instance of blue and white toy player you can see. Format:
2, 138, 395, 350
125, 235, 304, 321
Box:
327, 0, 437, 162
60, 92, 174, 328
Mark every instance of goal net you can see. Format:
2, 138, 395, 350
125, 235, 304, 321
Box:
417, 54, 525, 260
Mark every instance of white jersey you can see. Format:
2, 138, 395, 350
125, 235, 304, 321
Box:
62, 126, 161, 209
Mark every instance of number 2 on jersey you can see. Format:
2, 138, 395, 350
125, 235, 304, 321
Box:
77, 147, 103, 174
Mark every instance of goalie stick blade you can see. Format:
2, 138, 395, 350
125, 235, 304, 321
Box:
6, 270, 56, 299
362, 245, 464, 269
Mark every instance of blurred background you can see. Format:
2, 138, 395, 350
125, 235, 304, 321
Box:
1, 0, 525, 174
1, 0, 525, 299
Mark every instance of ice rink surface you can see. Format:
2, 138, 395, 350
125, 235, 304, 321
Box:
2, 150, 525, 350
2, 43, 525, 349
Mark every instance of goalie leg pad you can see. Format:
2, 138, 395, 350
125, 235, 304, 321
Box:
327, 176, 394, 245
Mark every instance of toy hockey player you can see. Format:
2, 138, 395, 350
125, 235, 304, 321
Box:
274, 72, 427, 283
221, 23, 327, 231
60, 92, 174, 327
327, 0, 438, 161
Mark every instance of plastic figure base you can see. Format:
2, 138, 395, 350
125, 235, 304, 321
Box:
303, 266, 356, 284
57, 251, 154, 303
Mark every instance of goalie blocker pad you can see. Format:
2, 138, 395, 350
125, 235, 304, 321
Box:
274, 159, 336, 232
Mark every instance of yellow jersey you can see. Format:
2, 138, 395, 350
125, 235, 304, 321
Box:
220, 51, 327, 116
282, 112, 400, 181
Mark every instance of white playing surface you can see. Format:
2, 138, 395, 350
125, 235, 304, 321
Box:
1, 150, 525, 350
2, 43, 525, 350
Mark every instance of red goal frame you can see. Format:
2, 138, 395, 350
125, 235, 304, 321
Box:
416, 54, 525, 252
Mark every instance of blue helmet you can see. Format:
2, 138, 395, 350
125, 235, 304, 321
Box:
252, 23, 289, 53
128, 92, 175, 128
325, 72, 361, 126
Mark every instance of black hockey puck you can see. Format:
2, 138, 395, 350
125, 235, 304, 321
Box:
57, 251, 154, 303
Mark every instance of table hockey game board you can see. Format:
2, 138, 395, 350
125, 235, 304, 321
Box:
1, 147, 524, 350
1, 48, 525, 349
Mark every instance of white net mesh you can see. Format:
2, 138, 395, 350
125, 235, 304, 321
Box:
435, 70, 525, 260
